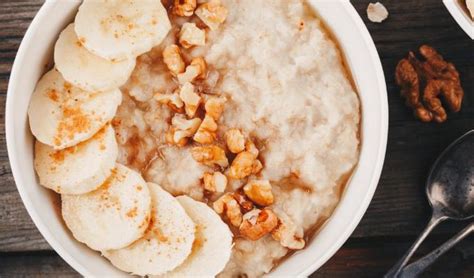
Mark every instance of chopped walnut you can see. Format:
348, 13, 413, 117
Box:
271, 212, 305, 250
239, 209, 278, 241
154, 92, 184, 113
191, 57, 207, 79
245, 140, 259, 158
162, 44, 185, 76
173, 0, 197, 17
252, 159, 263, 174
467, 0, 474, 19
233, 191, 254, 213
203, 171, 227, 193
179, 23, 206, 49
193, 114, 218, 144
395, 45, 464, 123
191, 145, 229, 167
228, 151, 255, 179
166, 128, 188, 147
195, 0, 228, 31
166, 114, 202, 146
243, 180, 274, 206
205, 97, 226, 120
225, 129, 245, 153
177, 57, 207, 84
213, 193, 242, 227
179, 82, 201, 118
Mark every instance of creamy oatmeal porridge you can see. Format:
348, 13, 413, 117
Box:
112, 0, 360, 276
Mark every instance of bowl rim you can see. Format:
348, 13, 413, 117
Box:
6, 0, 388, 276
443, 0, 474, 39
294, 1, 388, 275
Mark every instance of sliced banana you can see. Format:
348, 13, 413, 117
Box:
62, 164, 151, 251
28, 69, 122, 149
162, 196, 233, 277
75, 0, 171, 61
55, 23, 136, 92
103, 183, 195, 276
34, 124, 117, 195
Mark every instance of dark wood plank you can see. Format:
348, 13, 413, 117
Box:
351, 0, 474, 238
316, 236, 474, 278
0, 251, 79, 278
0, 2, 473, 277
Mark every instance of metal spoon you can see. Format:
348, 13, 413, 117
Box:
400, 222, 473, 277
385, 130, 474, 278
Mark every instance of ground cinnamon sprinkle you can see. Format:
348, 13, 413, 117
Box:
50, 124, 107, 161
153, 228, 169, 243
47, 89, 59, 102
126, 207, 138, 218
54, 106, 91, 146
49, 145, 78, 163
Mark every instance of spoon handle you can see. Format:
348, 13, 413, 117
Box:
399, 222, 474, 278
384, 214, 445, 278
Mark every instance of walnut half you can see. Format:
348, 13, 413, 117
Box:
395, 45, 464, 123
243, 180, 274, 206
191, 145, 229, 168
173, 0, 197, 17
213, 193, 242, 227
239, 209, 278, 241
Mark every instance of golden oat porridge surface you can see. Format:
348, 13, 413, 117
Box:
112, 0, 360, 276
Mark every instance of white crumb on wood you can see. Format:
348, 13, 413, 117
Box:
367, 2, 389, 23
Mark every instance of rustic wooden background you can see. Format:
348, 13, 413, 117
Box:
0, 0, 473, 277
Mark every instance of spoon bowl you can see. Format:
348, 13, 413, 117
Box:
385, 130, 474, 277
427, 130, 474, 220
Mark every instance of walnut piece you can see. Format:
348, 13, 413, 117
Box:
245, 140, 259, 157
173, 0, 197, 17
205, 97, 226, 120
195, 0, 228, 31
366, 2, 389, 23
252, 159, 263, 174
191, 145, 229, 168
225, 129, 245, 153
154, 92, 184, 113
213, 193, 242, 227
239, 209, 278, 241
243, 180, 274, 206
193, 114, 218, 144
179, 23, 206, 49
203, 171, 227, 193
228, 151, 255, 179
166, 114, 201, 146
467, 0, 474, 19
162, 44, 185, 76
271, 212, 305, 250
395, 45, 464, 123
233, 191, 254, 213
179, 82, 201, 118
177, 57, 207, 85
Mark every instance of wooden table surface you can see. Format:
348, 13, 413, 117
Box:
0, 0, 473, 277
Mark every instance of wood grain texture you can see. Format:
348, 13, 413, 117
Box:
0, 0, 473, 276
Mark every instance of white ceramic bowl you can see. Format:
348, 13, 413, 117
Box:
443, 0, 474, 39
6, 0, 388, 276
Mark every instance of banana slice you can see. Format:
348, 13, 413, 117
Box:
34, 124, 117, 195
163, 196, 233, 277
62, 164, 151, 251
55, 23, 136, 92
75, 0, 171, 61
28, 69, 122, 149
103, 183, 195, 276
